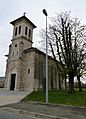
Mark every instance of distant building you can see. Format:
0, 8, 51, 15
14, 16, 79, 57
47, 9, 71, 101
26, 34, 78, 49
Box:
4, 15, 65, 91
0, 77, 5, 88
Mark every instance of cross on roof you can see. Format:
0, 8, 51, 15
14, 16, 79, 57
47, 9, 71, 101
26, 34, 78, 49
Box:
23, 12, 26, 16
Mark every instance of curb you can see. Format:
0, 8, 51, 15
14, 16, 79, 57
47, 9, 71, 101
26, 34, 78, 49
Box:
26, 101, 86, 109
0, 107, 68, 119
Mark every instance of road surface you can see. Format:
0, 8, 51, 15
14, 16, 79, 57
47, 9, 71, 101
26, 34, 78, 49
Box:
0, 110, 39, 119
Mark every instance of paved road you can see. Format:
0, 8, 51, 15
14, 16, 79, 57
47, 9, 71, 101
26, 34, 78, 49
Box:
4, 102, 86, 119
0, 110, 39, 119
0, 90, 31, 106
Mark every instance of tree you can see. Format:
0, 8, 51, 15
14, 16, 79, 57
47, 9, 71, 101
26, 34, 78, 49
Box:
71, 17, 86, 91
40, 11, 86, 93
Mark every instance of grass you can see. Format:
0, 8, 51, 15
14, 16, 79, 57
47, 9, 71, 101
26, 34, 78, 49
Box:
21, 90, 86, 107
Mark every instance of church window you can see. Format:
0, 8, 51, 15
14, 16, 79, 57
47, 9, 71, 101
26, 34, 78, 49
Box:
15, 27, 18, 36
18, 26, 21, 34
12, 52, 14, 56
25, 26, 28, 35
17, 51, 18, 55
28, 29, 31, 37
15, 44, 17, 47
28, 69, 30, 74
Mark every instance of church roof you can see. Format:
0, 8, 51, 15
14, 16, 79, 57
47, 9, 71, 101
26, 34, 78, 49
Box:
24, 47, 60, 63
10, 15, 36, 28
24, 47, 46, 55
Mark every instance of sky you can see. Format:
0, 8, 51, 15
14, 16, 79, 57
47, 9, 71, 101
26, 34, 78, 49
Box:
0, 0, 86, 76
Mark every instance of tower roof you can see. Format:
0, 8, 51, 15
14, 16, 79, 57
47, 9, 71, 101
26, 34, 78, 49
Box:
10, 15, 36, 28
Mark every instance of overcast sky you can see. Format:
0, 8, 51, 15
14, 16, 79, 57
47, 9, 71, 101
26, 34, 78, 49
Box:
0, 0, 86, 76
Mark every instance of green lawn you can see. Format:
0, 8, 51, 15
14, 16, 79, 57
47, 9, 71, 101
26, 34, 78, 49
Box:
21, 90, 86, 107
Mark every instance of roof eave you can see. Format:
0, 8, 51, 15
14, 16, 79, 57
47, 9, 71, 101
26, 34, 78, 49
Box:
10, 15, 36, 28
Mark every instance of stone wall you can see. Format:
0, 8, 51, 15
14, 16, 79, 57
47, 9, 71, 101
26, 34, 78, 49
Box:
20, 50, 35, 91
34, 51, 64, 90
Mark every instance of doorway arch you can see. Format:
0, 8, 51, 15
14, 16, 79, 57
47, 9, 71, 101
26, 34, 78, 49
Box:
9, 68, 17, 91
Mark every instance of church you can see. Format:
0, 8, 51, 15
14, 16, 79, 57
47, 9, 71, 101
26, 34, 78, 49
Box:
4, 14, 65, 91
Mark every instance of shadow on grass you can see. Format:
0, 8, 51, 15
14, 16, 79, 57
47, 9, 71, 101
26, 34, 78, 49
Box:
21, 90, 86, 107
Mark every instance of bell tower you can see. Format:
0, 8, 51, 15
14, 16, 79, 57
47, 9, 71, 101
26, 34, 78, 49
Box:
4, 14, 36, 91
10, 14, 36, 49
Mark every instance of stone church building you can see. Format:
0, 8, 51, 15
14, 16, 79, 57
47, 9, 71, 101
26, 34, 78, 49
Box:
4, 15, 65, 91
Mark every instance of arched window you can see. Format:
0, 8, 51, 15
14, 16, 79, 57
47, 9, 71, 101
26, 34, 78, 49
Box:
18, 26, 21, 34
29, 29, 31, 37
12, 52, 14, 56
15, 27, 18, 36
25, 26, 28, 35
28, 68, 30, 74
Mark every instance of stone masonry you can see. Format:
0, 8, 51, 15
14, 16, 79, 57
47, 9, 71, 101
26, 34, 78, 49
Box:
4, 15, 65, 91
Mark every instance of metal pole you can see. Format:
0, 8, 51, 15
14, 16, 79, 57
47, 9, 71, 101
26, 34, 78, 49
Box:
42, 9, 48, 103
46, 13, 48, 103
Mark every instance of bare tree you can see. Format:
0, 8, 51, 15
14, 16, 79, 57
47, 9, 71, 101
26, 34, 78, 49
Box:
40, 11, 86, 93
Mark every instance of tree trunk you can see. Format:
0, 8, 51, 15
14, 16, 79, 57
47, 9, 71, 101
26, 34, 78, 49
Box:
58, 72, 61, 90
68, 72, 75, 93
64, 75, 67, 91
77, 75, 82, 92
59, 77, 61, 90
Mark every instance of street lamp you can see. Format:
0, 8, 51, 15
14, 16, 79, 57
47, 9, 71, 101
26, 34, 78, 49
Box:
42, 9, 48, 103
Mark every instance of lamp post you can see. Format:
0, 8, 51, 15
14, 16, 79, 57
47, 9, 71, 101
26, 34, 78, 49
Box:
42, 9, 48, 103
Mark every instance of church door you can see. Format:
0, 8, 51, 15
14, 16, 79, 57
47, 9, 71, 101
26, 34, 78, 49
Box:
10, 74, 16, 90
